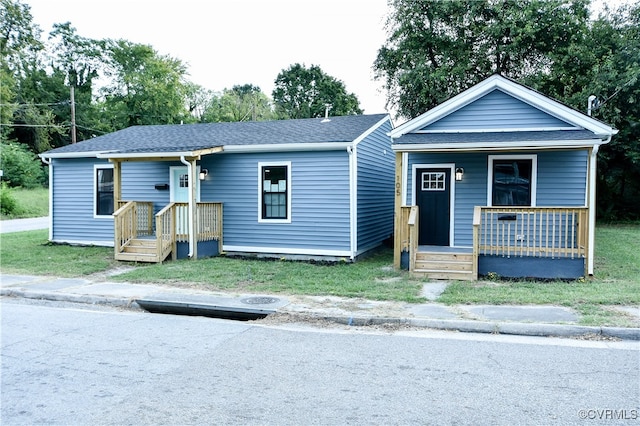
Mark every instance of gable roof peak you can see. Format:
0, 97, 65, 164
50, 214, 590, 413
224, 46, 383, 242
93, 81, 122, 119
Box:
390, 74, 616, 139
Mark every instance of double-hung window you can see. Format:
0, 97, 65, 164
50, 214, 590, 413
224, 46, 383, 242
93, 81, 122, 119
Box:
488, 155, 537, 206
95, 165, 114, 217
259, 162, 291, 223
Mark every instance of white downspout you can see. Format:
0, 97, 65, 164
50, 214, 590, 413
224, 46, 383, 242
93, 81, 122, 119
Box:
587, 139, 608, 275
41, 156, 53, 241
347, 145, 357, 260
180, 155, 195, 258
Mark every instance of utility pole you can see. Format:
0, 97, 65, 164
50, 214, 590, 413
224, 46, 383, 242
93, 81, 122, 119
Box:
70, 86, 77, 143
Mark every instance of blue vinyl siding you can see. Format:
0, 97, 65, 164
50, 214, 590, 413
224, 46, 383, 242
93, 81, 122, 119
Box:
422, 89, 573, 131
51, 158, 114, 244
200, 151, 352, 253
121, 161, 178, 213
357, 119, 395, 251
405, 149, 588, 246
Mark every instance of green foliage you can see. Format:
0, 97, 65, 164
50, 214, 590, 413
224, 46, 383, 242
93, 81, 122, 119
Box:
202, 84, 275, 122
272, 63, 363, 119
375, 0, 590, 118
0, 141, 45, 188
0, 185, 48, 218
0, 182, 21, 216
100, 40, 192, 127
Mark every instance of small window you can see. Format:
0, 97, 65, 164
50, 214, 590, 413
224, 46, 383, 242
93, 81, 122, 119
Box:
422, 172, 446, 191
96, 167, 114, 216
259, 162, 291, 222
179, 173, 189, 188
491, 159, 533, 206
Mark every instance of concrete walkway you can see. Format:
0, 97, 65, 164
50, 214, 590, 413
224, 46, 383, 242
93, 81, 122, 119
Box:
0, 217, 48, 233
1, 274, 639, 340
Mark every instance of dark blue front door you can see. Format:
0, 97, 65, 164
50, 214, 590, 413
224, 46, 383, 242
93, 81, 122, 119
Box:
416, 168, 450, 246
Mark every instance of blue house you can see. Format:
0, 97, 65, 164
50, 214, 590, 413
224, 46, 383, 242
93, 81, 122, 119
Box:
390, 75, 617, 280
40, 114, 395, 263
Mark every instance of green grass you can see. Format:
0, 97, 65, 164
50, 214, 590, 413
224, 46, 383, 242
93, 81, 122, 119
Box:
1, 225, 638, 326
0, 229, 117, 276
0, 230, 423, 302
0, 187, 49, 219
112, 250, 424, 302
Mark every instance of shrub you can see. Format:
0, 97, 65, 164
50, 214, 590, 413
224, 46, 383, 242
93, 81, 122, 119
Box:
0, 183, 22, 216
0, 142, 46, 189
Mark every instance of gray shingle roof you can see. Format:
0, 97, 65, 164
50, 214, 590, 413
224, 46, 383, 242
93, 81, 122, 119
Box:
43, 114, 388, 156
392, 129, 602, 145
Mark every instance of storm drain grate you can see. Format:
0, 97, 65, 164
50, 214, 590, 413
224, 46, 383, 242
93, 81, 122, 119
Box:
241, 297, 280, 305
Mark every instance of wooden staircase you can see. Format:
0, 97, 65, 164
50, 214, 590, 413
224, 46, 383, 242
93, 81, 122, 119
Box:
412, 250, 475, 280
116, 238, 167, 263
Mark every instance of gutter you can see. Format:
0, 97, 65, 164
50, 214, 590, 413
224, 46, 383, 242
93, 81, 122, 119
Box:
180, 155, 195, 258
347, 145, 357, 260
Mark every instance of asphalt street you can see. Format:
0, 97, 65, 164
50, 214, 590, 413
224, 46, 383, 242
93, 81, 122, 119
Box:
2, 300, 639, 425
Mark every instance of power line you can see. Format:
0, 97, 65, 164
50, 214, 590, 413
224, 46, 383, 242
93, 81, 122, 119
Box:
0, 123, 67, 128
0, 101, 68, 107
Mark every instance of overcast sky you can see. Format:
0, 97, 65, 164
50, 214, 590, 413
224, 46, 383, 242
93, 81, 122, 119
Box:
24, 0, 622, 118
25, 0, 391, 114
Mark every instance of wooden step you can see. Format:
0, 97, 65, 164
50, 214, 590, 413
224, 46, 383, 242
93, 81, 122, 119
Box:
415, 252, 473, 262
415, 260, 473, 272
115, 252, 159, 263
412, 250, 475, 280
412, 269, 475, 281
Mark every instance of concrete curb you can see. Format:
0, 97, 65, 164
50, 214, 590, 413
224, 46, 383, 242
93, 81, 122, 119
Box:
3, 288, 639, 341
302, 313, 640, 341
0, 289, 143, 311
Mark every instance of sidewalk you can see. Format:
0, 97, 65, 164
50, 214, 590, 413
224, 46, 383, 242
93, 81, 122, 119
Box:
2, 274, 639, 340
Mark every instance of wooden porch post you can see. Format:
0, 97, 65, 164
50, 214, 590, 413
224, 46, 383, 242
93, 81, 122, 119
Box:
112, 160, 122, 203
393, 152, 403, 269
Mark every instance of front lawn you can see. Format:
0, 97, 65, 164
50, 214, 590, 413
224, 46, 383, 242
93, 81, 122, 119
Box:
1, 225, 638, 326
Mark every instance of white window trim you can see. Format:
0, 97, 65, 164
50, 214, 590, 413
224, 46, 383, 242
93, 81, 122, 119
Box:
258, 161, 292, 224
94, 163, 114, 219
487, 154, 537, 207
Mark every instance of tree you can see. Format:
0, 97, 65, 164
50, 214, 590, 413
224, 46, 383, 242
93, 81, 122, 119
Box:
202, 84, 274, 122
374, 0, 591, 118
272, 63, 362, 119
100, 40, 192, 127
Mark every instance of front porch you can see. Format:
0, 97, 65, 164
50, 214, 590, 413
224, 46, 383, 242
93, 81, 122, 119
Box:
113, 201, 223, 263
395, 206, 589, 280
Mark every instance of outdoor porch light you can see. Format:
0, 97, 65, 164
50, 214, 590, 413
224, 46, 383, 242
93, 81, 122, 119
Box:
199, 169, 208, 180
455, 167, 464, 181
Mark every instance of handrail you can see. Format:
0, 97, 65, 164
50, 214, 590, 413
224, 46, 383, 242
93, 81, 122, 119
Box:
155, 202, 175, 262
113, 201, 136, 253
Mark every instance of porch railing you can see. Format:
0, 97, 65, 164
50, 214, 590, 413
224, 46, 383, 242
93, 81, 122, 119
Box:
114, 201, 223, 262
174, 202, 223, 243
473, 206, 588, 259
155, 202, 176, 261
116, 200, 154, 236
